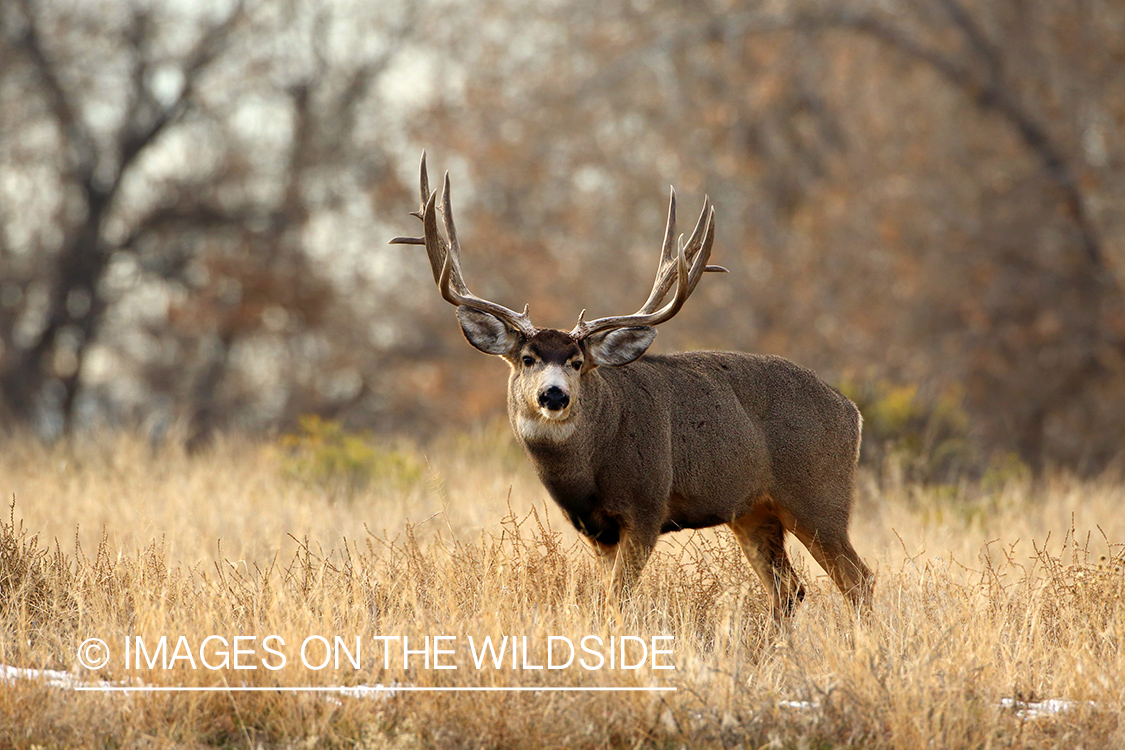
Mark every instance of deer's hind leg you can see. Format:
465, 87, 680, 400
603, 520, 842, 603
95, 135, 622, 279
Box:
729, 503, 805, 620
790, 523, 873, 612
781, 484, 874, 612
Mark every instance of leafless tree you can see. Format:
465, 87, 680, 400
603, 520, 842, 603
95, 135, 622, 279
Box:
0, 0, 422, 443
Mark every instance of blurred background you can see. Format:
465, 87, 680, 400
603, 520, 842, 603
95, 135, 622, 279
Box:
1, 0, 1123, 477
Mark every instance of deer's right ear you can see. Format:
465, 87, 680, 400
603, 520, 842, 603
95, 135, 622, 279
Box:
457, 307, 525, 357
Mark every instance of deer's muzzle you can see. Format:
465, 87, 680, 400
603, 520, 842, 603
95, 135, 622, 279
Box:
538, 386, 570, 412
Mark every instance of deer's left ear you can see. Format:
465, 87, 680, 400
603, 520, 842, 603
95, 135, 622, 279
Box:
582, 326, 656, 367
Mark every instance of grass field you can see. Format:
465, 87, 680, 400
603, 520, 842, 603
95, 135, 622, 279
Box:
1, 426, 1123, 748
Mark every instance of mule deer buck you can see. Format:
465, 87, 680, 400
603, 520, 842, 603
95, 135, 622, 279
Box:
391, 153, 873, 617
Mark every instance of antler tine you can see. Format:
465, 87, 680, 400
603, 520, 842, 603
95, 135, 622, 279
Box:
393, 152, 536, 336
678, 196, 722, 278
662, 187, 677, 264
684, 205, 719, 297
388, 152, 432, 245
637, 187, 678, 314
664, 234, 693, 317
440, 171, 472, 297
421, 190, 450, 288
418, 150, 430, 216
572, 193, 723, 339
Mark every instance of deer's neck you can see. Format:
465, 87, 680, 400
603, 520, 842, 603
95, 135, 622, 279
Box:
508, 370, 615, 480
508, 372, 630, 540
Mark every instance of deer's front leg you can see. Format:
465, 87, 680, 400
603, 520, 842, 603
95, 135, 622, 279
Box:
590, 539, 618, 585
608, 527, 657, 601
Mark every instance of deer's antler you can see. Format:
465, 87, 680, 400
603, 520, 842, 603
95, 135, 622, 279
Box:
390, 152, 537, 337
570, 188, 726, 339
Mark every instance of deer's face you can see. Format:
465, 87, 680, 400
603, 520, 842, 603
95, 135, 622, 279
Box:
455, 308, 657, 436
512, 329, 586, 422
391, 153, 721, 437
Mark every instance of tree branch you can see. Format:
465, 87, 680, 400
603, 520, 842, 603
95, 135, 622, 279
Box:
683, 7, 1108, 276
13, 0, 95, 177
809, 7, 1105, 273
936, 0, 1005, 80
115, 0, 246, 195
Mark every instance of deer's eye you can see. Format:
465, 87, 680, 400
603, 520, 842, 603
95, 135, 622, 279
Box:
571, 360, 583, 371
522, 356, 535, 367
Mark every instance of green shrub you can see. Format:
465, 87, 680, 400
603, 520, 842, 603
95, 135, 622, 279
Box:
279, 415, 424, 495
836, 377, 975, 484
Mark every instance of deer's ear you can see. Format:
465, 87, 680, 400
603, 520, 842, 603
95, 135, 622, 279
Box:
583, 326, 656, 367
457, 307, 525, 357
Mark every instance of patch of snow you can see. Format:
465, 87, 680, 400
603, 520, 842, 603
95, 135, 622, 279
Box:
778, 700, 818, 710
1000, 697, 1097, 720
778, 695, 1097, 720
2, 664, 401, 700
1, 663, 86, 689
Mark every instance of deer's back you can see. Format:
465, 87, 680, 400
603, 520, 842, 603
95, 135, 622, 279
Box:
605, 352, 861, 523
627, 351, 858, 441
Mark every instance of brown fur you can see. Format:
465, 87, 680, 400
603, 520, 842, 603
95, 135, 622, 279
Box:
505, 336, 873, 616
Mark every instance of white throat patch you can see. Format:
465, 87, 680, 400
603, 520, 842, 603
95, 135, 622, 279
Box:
516, 413, 578, 443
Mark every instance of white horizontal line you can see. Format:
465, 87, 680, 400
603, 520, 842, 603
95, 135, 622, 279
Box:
74, 685, 676, 693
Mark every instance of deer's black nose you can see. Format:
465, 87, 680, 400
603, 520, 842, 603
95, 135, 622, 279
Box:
538, 386, 570, 411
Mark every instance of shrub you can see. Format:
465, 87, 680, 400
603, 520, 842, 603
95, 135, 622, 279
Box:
279, 415, 424, 496
837, 378, 976, 484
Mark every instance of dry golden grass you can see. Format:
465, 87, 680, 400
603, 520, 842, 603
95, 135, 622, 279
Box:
1, 427, 1123, 748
